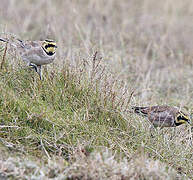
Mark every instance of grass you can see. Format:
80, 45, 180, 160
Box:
0, 0, 193, 179
0, 51, 192, 179
0, 55, 125, 155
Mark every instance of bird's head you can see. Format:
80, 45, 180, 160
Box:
42, 39, 57, 56
175, 111, 191, 126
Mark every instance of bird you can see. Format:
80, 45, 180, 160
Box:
131, 105, 191, 128
0, 37, 57, 80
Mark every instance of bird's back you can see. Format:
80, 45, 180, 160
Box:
132, 105, 178, 127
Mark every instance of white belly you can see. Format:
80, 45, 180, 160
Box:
22, 54, 55, 66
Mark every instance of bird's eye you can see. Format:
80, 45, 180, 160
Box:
177, 115, 182, 120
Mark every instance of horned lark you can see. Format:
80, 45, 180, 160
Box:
0, 37, 57, 80
132, 105, 191, 128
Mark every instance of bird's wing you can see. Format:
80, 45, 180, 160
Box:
149, 111, 175, 127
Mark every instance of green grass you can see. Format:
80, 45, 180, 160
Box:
0, 64, 123, 155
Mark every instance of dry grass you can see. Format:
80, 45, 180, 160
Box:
0, 0, 193, 179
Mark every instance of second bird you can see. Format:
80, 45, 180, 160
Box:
132, 105, 190, 128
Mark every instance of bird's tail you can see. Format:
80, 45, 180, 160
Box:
0, 38, 9, 43
131, 106, 149, 116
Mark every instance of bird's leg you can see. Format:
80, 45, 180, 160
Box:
37, 65, 42, 80
29, 63, 42, 80
150, 125, 156, 138
29, 63, 38, 72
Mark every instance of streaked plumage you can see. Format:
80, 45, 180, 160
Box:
0, 37, 57, 80
132, 105, 190, 127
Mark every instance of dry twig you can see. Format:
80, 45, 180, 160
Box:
0, 41, 8, 70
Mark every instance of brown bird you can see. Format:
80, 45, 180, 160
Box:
132, 105, 190, 128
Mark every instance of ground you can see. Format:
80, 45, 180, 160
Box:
0, 0, 192, 179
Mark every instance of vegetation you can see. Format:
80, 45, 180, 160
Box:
0, 0, 192, 179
